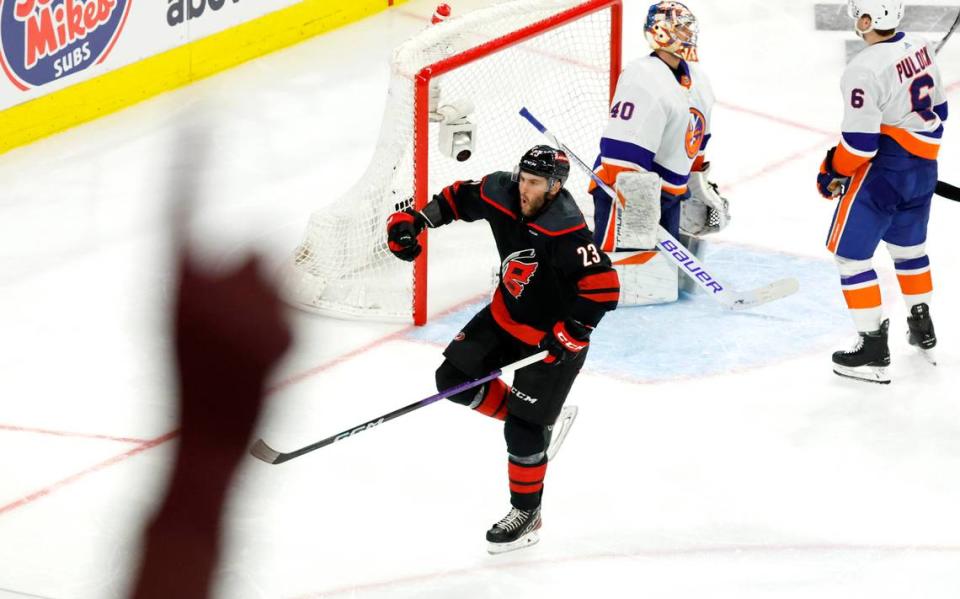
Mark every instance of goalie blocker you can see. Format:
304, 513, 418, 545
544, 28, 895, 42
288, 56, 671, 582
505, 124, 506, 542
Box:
607, 165, 731, 306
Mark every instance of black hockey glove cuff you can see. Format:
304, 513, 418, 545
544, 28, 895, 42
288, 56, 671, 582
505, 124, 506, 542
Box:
386, 208, 427, 262
539, 319, 592, 366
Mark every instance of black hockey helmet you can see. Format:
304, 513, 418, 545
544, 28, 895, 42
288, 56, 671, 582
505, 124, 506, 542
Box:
513, 145, 570, 188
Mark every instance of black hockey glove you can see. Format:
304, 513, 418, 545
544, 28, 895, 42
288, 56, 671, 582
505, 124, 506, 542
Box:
386, 208, 427, 261
817, 147, 850, 199
539, 319, 592, 366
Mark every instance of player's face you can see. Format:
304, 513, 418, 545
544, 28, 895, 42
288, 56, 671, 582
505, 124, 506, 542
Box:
518, 172, 555, 217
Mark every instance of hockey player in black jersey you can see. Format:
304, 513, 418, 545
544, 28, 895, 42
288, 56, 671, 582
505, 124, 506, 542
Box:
386, 146, 620, 554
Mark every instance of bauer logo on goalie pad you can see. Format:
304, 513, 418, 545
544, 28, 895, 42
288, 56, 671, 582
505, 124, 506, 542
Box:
500, 249, 539, 299
659, 239, 723, 294
0, 0, 132, 90
335, 418, 385, 442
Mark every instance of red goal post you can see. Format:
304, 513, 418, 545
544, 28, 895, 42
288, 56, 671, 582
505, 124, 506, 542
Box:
413, 0, 622, 324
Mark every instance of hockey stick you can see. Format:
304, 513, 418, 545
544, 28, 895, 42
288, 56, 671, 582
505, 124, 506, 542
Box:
935, 180, 960, 203
518, 107, 799, 310
936, 7, 960, 53
250, 350, 548, 464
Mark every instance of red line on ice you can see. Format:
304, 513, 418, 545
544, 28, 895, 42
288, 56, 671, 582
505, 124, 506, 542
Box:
0, 430, 178, 516
294, 542, 960, 598
0, 424, 150, 444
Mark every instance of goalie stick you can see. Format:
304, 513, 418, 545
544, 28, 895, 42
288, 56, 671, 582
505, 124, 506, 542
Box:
250, 351, 548, 464
518, 107, 799, 311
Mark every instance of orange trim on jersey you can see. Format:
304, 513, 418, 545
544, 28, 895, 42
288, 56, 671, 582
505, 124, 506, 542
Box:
827, 164, 870, 254
508, 462, 547, 482
490, 289, 547, 347
691, 154, 706, 172
880, 125, 940, 160
612, 251, 658, 265
588, 162, 632, 195
833, 142, 871, 177
661, 181, 688, 196
842, 285, 882, 310
897, 271, 933, 295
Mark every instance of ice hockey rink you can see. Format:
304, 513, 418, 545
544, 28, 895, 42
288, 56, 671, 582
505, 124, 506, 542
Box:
2, 0, 960, 597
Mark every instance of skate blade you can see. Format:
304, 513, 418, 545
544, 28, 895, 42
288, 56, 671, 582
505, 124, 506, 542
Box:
908, 341, 938, 365
546, 405, 578, 462
906, 333, 937, 364
833, 364, 891, 385
487, 531, 540, 555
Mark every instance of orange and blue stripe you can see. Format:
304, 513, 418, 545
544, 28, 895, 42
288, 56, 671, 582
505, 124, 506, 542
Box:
826, 164, 871, 254
840, 269, 882, 310
894, 255, 933, 303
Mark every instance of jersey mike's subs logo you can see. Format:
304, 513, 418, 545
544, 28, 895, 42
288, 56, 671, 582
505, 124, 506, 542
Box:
0, 0, 131, 91
685, 107, 706, 158
501, 249, 539, 299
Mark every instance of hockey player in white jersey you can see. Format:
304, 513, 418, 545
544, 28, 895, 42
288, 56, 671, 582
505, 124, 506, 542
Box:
818, 0, 945, 383
590, 1, 730, 306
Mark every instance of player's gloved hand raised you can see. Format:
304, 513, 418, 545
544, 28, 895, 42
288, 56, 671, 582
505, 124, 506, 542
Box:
817, 147, 850, 199
386, 208, 427, 261
539, 319, 592, 366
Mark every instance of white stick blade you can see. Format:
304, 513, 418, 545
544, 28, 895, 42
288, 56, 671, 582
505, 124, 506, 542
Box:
727, 277, 799, 310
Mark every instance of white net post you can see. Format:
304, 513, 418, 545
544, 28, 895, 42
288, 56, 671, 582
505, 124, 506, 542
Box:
283, 0, 623, 323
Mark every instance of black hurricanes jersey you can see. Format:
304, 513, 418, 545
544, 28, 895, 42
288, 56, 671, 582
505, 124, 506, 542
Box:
424, 172, 620, 345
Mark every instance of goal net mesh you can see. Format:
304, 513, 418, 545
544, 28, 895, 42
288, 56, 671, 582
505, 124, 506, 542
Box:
283, 0, 617, 322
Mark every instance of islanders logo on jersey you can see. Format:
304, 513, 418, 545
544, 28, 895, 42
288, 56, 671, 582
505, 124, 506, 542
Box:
685, 107, 706, 159
0, 0, 132, 91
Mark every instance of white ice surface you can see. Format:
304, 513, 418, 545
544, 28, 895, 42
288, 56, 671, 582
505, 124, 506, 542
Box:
2, 1, 960, 597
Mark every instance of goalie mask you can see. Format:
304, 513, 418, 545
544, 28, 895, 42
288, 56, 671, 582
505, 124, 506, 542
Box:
847, 0, 904, 35
645, 1, 699, 62
513, 145, 570, 189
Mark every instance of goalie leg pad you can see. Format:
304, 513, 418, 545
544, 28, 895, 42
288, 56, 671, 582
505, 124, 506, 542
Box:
614, 170, 662, 250
609, 251, 679, 306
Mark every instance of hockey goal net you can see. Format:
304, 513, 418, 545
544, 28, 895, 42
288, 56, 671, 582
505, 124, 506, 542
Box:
283, 0, 622, 323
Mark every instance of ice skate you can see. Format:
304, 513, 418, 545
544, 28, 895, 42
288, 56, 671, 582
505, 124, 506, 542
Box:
906, 303, 937, 365
486, 506, 541, 554
832, 319, 891, 384
545, 405, 578, 461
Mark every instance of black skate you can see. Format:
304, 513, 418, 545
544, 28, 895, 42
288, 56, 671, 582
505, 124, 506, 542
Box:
906, 303, 937, 365
832, 319, 891, 384
486, 506, 541, 554
545, 405, 578, 461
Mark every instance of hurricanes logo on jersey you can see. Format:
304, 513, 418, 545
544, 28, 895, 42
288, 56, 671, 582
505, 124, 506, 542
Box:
500, 249, 539, 299
685, 108, 706, 159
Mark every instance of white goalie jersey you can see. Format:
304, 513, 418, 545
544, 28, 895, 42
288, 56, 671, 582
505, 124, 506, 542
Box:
591, 54, 716, 201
